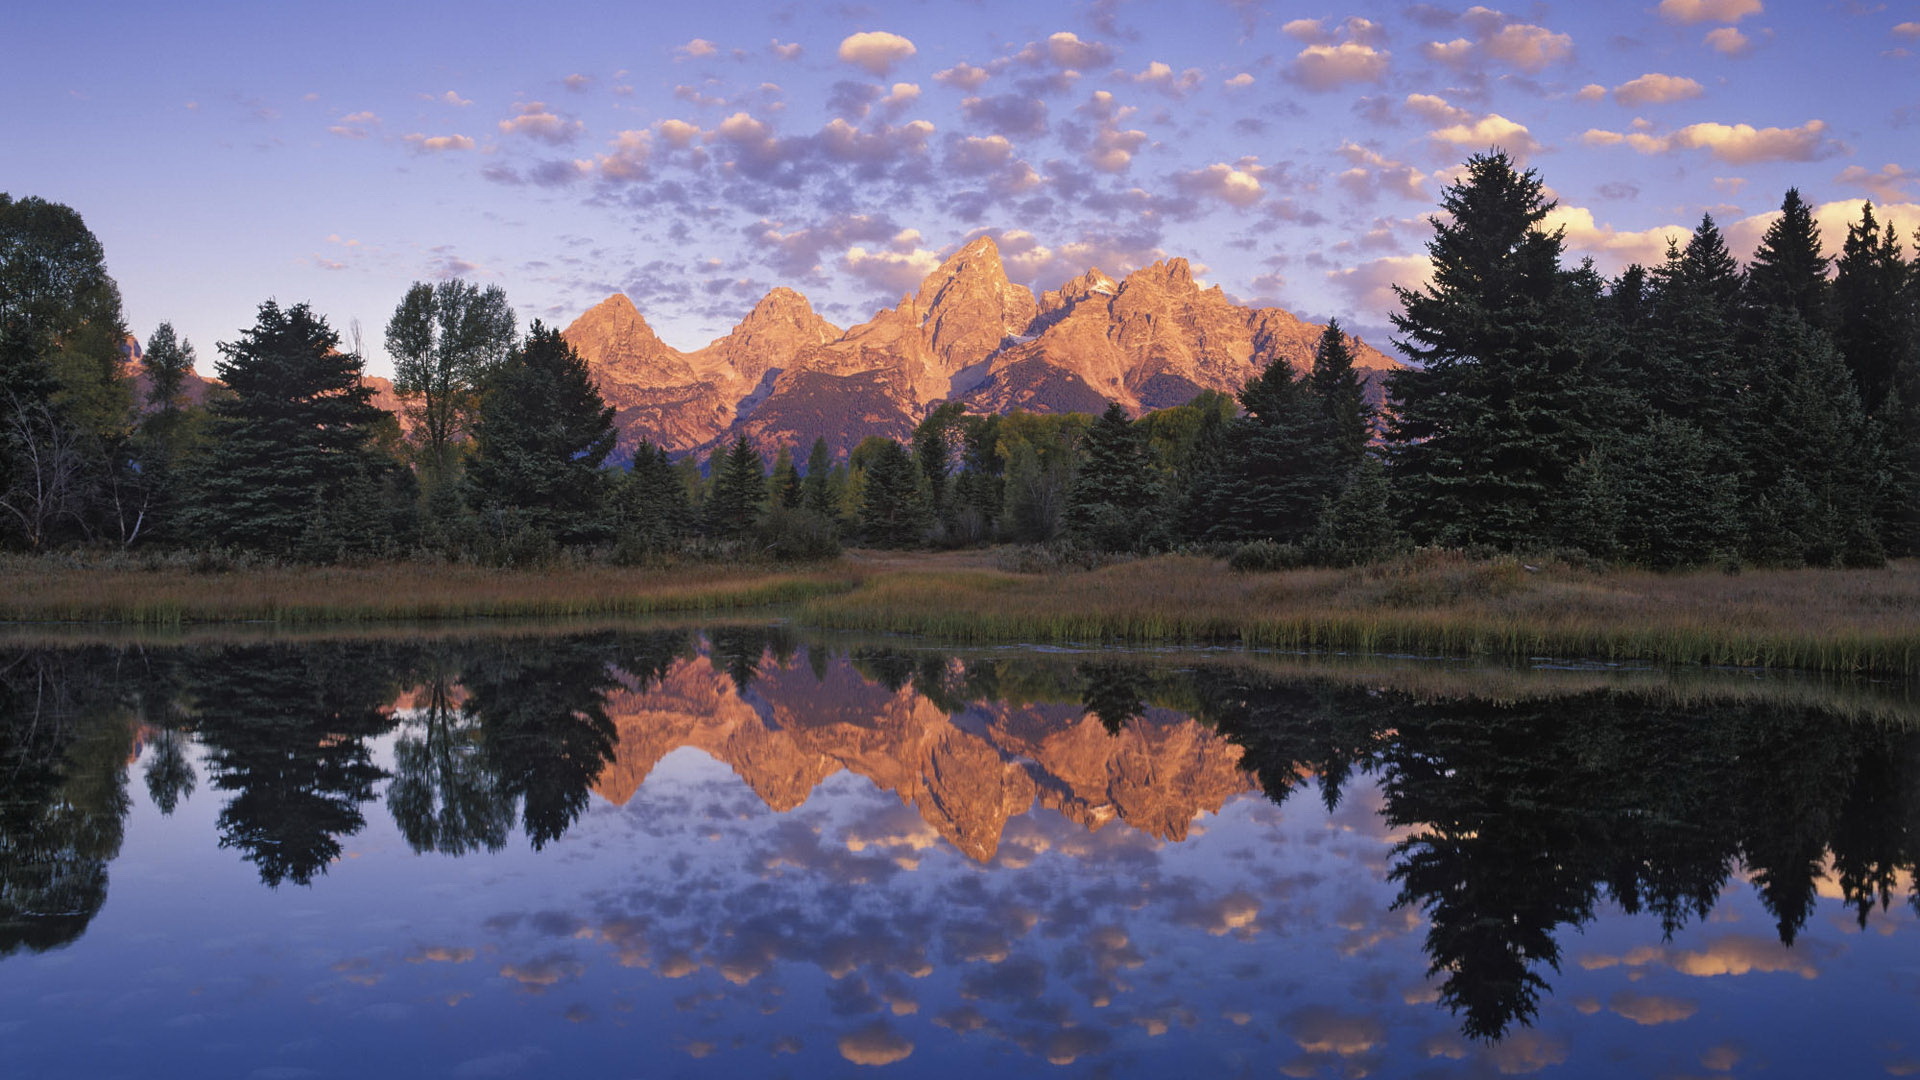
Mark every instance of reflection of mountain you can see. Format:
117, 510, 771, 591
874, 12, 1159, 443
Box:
592, 651, 1253, 861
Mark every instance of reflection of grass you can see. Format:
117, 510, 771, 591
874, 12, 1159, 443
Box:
803, 550, 1920, 676
0, 558, 856, 627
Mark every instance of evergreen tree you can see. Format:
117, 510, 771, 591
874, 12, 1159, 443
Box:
1831, 202, 1911, 416
702, 436, 765, 540
1064, 402, 1159, 551
465, 322, 615, 545
612, 442, 693, 551
1744, 188, 1829, 325
801, 437, 834, 517
1385, 152, 1596, 549
912, 401, 967, 536
1305, 319, 1373, 480
857, 438, 929, 547
769, 445, 802, 510
1188, 358, 1331, 544
952, 413, 1005, 543
183, 301, 400, 557
1306, 455, 1403, 566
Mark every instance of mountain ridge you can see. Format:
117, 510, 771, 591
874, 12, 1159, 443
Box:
562, 236, 1398, 463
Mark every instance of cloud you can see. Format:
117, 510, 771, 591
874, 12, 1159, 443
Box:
676, 39, 718, 59
1039, 31, 1113, 69
945, 134, 1015, 175
329, 111, 378, 138
1424, 38, 1476, 66
1174, 161, 1268, 207
1327, 254, 1433, 319
1836, 163, 1919, 203
843, 241, 943, 294
770, 39, 803, 60
1225, 72, 1254, 88
1404, 93, 1470, 125
1613, 72, 1705, 105
1132, 61, 1205, 98
1543, 204, 1691, 271
1582, 119, 1841, 163
563, 73, 592, 93
987, 228, 1170, 287
434, 90, 472, 106
1429, 112, 1540, 159
1576, 83, 1607, 101
403, 133, 477, 153
837, 1020, 914, 1065
1897, 22, 1920, 39
933, 63, 991, 91
1705, 26, 1753, 54
1283, 17, 1329, 42
1609, 991, 1699, 1026
1289, 43, 1389, 89
591, 129, 652, 181
838, 31, 918, 76
498, 102, 582, 145
961, 94, 1049, 136
1658, 0, 1763, 24
1482, 23, 1574, 70
752, 214, 899, 278
1336, 143, 1429, 201
1074, 90, 1147, 173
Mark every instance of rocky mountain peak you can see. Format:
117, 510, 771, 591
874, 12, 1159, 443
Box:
915, 235, 1038, 373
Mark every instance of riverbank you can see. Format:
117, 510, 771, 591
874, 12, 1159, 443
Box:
5, 549, 1917, 674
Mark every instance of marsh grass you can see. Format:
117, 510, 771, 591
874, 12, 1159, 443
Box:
800, 550, 1920, 675
0, 555, 856, 627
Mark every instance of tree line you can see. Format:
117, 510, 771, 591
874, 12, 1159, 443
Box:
3, 152, 1915, 568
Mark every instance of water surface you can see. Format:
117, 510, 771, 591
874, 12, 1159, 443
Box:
3, 629, 1918, 1078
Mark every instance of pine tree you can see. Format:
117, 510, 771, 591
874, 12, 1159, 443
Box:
1832, 202, 1911, 416
1305, 319, 1373, 482
913, 401, 967, 535
702, 436, 765, 540
613, 442, 693, 551
1744, 189, 1829, 326
1064, 402, 1159, 551
857, 438, 929, 547
769, 445, 802, 509
801, 437, 835, 517
1306, 455, 1402, 566
1386, 152, 1597, 549
1189, 358, 1331, 544
183, 301, 400, 557
952, 413, 1005, 543
465, 322, 616, 545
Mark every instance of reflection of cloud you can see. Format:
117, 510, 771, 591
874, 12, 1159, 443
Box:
1579, 934, 1820, 979
1174, 889, 1261, 936
1287, 1006, 1384, 1054
407, 946, 476, 964
1485, 1030, 1569, 1074
1609, 990, 1699, 1025
838, 1020, 914, 1065
499, 952, 585, 991
1701, 1043, 1742, 1071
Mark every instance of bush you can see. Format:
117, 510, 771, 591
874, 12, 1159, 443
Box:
756, 507, 842, 562
991, 541, 1117, 574
1228, 540, 1305, 572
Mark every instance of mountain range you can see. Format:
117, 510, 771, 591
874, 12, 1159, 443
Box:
561, 236, 1397, 464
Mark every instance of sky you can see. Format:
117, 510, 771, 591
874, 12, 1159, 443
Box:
5, 0, 1919, 378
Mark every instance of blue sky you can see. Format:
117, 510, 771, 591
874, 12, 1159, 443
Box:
5, 0, 1917, 376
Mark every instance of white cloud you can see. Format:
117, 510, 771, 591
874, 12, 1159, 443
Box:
403, 133, 476, 153
770, 40, 803, 60
676, 38, 718, 59
1174, 161, 1268, 207
1336, 143, 1429, 201
497, 102, 582, 144
1423, 38, 1475, 66
1482, 23, 1574, 70
1836, 163, 1919, 203
1405, 93, 1470, 125
1327, 254, 1433, 321
1658, 0, 1763, 24
933, 63, 991, 91
1290, 43, 1389, 90
1132, 60, 1205, 97
1429, 113, 1539, 159
1583, 119, 1840, 164
838, 31, 918, 76
1043, 31, 1113, 69
1225, 72, 1254, 88
1613, 72, 1705, 106
842, 243, 943, 293
1705, 26, 1752, 54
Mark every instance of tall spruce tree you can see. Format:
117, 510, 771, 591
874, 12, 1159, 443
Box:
702, 436, 766, 541
858, 438, 929, 547
1385, 151, 1596, 549
465, 323, 615, 545
801, 437, 835, 517
1305, 320, 1373, 481
184, 301, 401, 557
613, 442, 693, 550
1064, 402, 1159, 551
1831, 202, 1911, 416
1744, 189, 1829, 326
952, 413, 1005, 543
1189, 357, 1334, 544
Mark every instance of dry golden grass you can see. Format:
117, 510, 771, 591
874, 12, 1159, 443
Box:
800, 549, 1920, 675
0, 557, 856, 626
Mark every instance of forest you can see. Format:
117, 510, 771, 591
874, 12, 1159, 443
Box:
2, 151, 1916, 571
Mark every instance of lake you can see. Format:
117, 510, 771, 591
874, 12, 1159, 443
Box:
3, 626, 1918, 1078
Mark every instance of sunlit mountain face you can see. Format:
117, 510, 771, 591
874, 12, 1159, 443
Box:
4, 630, 1919, 1077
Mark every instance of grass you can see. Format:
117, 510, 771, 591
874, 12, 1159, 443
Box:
0, 556, 857, 626
5, 548, 1918, 676
804, 548, 1920, 676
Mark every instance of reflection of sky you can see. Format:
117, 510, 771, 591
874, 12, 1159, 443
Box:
4, 664, 1920, 1078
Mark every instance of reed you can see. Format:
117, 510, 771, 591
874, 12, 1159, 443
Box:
799, 551, 1920, 676
0, 557, 857, 627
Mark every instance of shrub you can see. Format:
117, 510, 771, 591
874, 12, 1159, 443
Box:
1228, 540, 1305, 572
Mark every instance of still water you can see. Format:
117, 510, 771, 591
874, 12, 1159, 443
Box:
3, 627, 1918, 1078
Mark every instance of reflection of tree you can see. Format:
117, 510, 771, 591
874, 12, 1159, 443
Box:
0, 650, 136, 956
387, 651, 510, 856
188, 644, 401, 887
142, 728, 196, 815
708, 626, 795, 691
463, 636, 621, 849
1078, 662, 1150, 734
1212, 675, 1920, 1041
